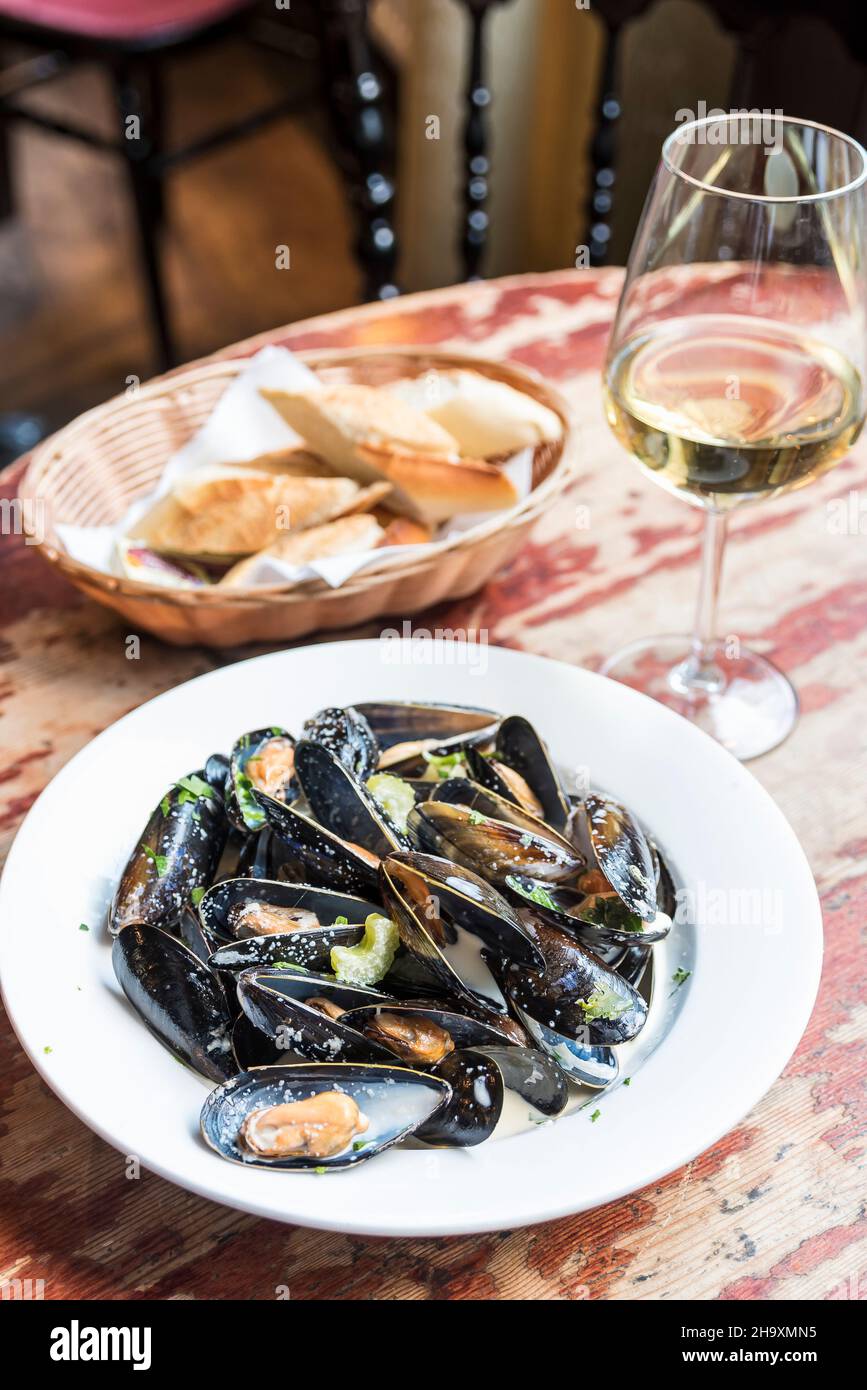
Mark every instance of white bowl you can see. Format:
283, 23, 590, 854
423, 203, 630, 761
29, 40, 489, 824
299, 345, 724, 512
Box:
0, 640, 821, 1236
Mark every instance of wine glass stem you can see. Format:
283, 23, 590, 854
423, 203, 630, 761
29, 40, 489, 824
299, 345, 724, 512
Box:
671, 510, 728, 697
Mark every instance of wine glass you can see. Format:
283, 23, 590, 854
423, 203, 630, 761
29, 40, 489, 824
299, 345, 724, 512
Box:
601, 115, 867, 759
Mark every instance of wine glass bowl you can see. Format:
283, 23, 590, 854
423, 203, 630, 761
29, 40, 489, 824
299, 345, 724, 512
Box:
600, 115, 867, 759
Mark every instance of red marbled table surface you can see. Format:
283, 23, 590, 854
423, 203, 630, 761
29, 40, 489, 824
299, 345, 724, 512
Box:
1, 270, 865, 1301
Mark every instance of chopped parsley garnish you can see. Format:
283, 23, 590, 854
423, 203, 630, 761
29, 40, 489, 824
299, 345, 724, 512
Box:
175, 773, 215, 806
43, 1045, 52, 1054
333, 915, 349, 925
671, 968, 691, 989
589, 1109, 601, 1123
160, 796, 171, 818
507, 876, 556, 911
190, 887, 205, 907
623, 1077, 631, 1086
314, 1166, 327, 1175
467, 810, 486, 825
234, 770, 264, 830
142, 845, 169, 877
79, 923, 90, 932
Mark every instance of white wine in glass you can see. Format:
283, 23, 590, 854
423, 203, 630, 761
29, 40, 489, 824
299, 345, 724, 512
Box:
601, 116, 867, 759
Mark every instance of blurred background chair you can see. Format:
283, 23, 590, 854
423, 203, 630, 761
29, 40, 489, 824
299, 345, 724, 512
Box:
1, 0, 864, 459
0, 0, 398, 377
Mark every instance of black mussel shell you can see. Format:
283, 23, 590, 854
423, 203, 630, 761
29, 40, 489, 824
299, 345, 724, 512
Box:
201, 1063, 451, 1170
209, 923, 364, 975
237, 968, 396, 1063
384, 851, 542, 966
109, 770, 229, 935
227, 727, 297, 832
617, 943, 653, 992
294, 740, 411, 854
491, 913, 648, 1046
571, 795, 657, 922
301, 706, 379, 781
381, 852, 543, 1011
466, 715, 570, 832
341, 1003, 516, 1067
504, 873, 670, 949
198, 877, 378, 945
511, 1007, 620, 1088
355, 702, 499, 774
232, 1013, 291, 1069
409, 799, 581, 885
417, 1046, 568, 1147
653, 843, 678, 918
203, 752, 231, 792
256, 793, 380, 895
178, 901, 221, 964
112, 923, 235, 1083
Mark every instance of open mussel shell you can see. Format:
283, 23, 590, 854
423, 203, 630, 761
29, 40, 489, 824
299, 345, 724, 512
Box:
237, 968, 396, 1063
417, 1046, 568, 1147
617, 943, 653, 993
201, 1063, 451, 1171
504, 873, 670, 949
227, 728, 297, 832
652, 843, 678, 918
209, 923, 364, 975
409, 799, 582, 885
356, 700, 500, 775
232, 1013, 292, 1070
341, 1003, 516, 1068
570, 794, 658, 922
294, 739, 411, 855
109, 769, 229, 935
112, 924, 235, 1083
199, 877, 378, 945
381, 852, 543, 1015
491, 914, 649, 1046
301, 706, 379, 781
466, 715, 570, 832
255, 793, 380, 895
502, 994, 619, 1089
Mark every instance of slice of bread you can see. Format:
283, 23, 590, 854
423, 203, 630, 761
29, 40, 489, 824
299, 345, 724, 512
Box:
220, 513, 385, 588
132, 466, 386, 560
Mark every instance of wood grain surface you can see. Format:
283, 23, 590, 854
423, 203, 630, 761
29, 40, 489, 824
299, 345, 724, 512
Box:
1, 269, 865, 1301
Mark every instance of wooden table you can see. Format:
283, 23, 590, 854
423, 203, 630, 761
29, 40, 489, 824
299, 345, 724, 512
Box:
1, 269, 865, 1301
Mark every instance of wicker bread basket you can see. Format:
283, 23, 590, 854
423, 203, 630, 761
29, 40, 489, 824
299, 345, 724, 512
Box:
19, 347, 576, 647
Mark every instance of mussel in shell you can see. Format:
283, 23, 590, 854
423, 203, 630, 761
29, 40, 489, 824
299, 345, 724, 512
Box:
237, 968, 396, 1063
342, 1003, 517, 1068
504, 872, 670, 950
198, 877, 379, 945
489, 913, 648, 1046
466, 715, 570, 831
109, 770, 229, 935
570, 794, 658, 922
256, 793, 381, 896
356, 701, 499, 776
227, 728, 297, 832
417, 1046, 568, 1147
408, 798, 582, 885
294, 740, 411, 855
381, 852, 543, 1018
201, 1063, 451, 1170
301, 706, 379, 781
112, 923, 235, 1082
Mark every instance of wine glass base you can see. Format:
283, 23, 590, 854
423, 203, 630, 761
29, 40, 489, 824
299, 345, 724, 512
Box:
598, 635, 799, 760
